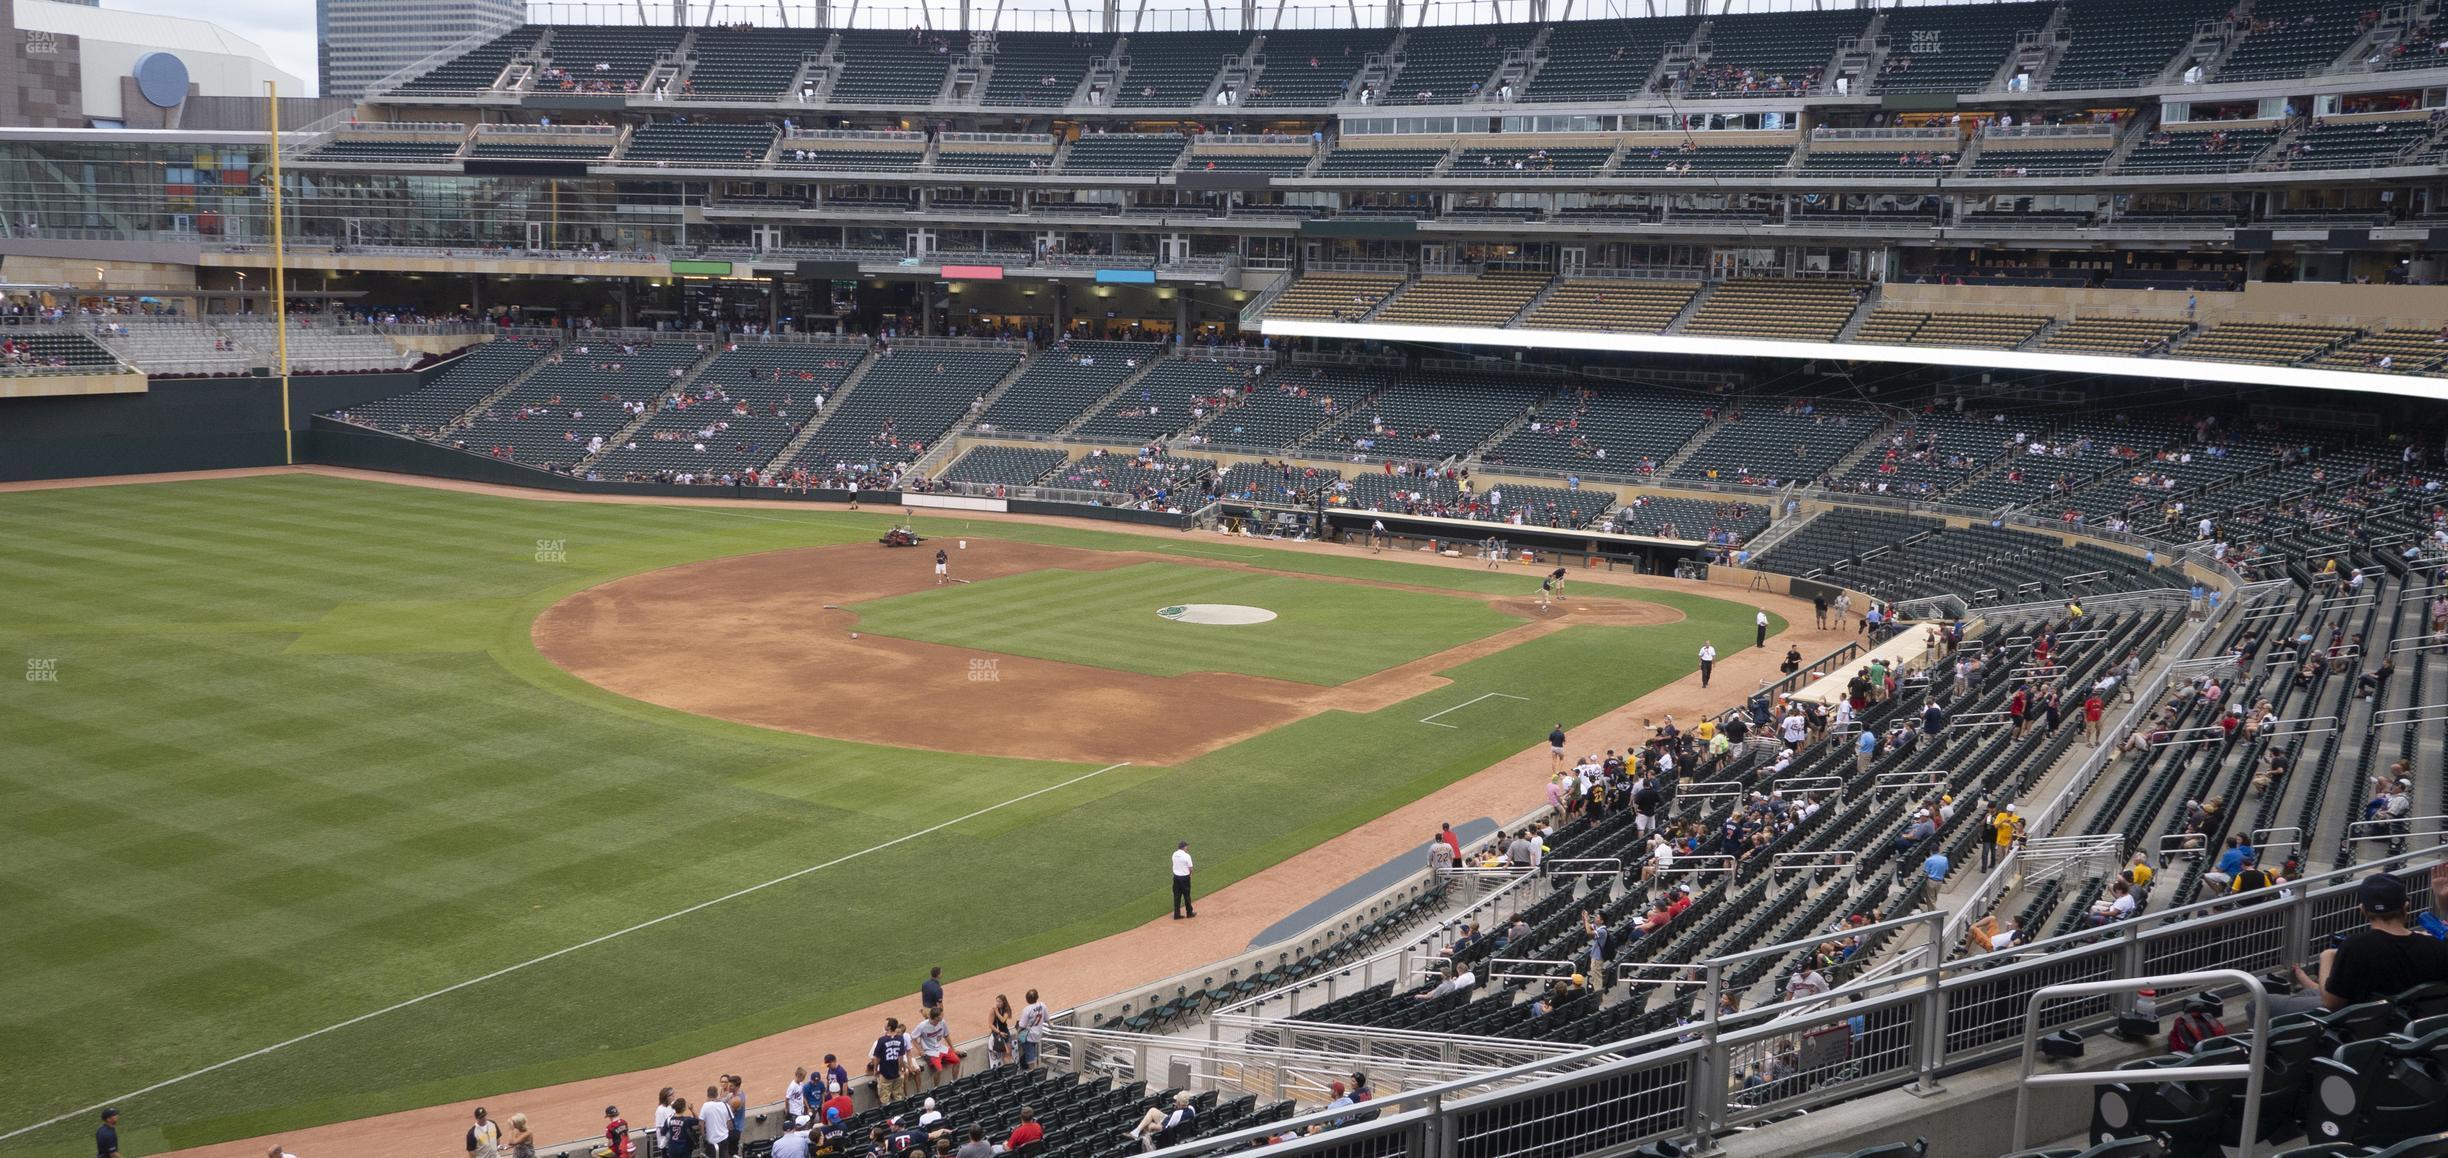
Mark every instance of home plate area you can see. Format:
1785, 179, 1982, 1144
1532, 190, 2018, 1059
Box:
1157, 603, 1279, 624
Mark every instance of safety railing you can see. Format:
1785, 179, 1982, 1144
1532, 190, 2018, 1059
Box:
2011, 970, 2269, 1151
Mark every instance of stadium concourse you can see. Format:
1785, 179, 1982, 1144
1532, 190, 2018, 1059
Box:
115, 464, 1860, 1158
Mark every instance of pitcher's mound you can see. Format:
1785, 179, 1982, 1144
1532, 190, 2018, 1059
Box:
1158, 604, 1278, 625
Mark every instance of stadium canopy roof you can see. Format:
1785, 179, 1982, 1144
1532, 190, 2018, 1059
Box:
537, 0, 2031, 36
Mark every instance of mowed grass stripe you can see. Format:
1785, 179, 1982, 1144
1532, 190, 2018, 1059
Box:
0, 473, 1773, 1154
851, 562, 1523, 684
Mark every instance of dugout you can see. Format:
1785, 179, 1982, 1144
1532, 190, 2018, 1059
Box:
1312, 507, 1710, 574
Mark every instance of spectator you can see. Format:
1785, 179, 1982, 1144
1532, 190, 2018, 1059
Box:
700, 1085, 735, 1158
912, 1006, 961, 1087
989, 994, 1016, 1069
1126, 1103, 1168, 1152
921, 966, 945, 1010
1016, 989, 1051, 1068
2277, 870, 2448, 1014
1157, 1092, 1197, 1145
502, 1113, 536, 1158
600, 1105, 634, 1158
1006, 1107, 1045, 1152
870, 1018, 913, 1105
956, 1127, 996, 1158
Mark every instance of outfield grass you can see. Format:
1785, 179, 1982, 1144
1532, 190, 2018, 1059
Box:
0, 474, 1779, 1154
850, 562, 1523, 684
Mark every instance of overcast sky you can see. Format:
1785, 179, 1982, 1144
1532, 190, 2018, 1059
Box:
107, 0, 323, 92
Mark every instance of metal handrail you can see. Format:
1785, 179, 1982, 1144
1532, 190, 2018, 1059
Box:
2011, 969, 2269, 1151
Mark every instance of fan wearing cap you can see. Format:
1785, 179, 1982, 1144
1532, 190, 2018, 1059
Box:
768, 1113, 812, 1158
2275, 869, 2448, 1015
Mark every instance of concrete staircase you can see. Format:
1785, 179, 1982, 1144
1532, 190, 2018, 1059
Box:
909, 351, 1041, 474
756, 346, 879, 474
442, 341, 563, 432
1054, 354, 1173, 438
573, 346, 727, 473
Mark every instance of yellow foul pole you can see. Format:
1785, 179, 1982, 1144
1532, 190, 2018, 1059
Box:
267, 80, 294, 464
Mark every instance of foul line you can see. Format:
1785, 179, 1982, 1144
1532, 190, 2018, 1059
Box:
0, 760, 1135, 1145
1419, 691, 1530, 728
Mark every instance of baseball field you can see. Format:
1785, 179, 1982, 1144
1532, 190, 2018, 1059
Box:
0, 471, 1779, 1154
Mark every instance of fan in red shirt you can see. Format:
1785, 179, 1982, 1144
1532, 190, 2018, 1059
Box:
602, 1106, 634, 1158
1005, 1108, 1044, 1151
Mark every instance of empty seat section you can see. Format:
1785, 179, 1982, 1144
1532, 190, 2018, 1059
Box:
1676, 9, 1867, 97
2216, 0, 2372, 81
622, 122, 778, 166
1520, 280, 1699, 333
591, 343, 862, 479
981, 32, 1116, 105
1072, 359, 1244, 442
305, 137, 464, 163
685, 27, 831, 95
466, 135, 614, 161
1297, 372, 1545, 461
1450, 146, 1612, 175
1263, 273, 1407, 322
2115, 126, 2276, 174
2318, 329, 2448, 373
1292, 369, 1537, 460
1315, 145, 1448, 177
2177, 321, 2359, 364
1681, 279, 1865, 342
1112, 31, 1248, 106
1524, 17, 1698, 102
777, 143, 924, 172
1668, 398, 1879, 487
1614, 142, 1792, 176
2271, 117, 2431, 169
2042, 317, 2189, 355
453, 340, 701, 469
1244, 28, 1391, 106
2050, 0, 2229, 89
1969, 146, 2111, 176
1797, 147, 1957, 176
788, 347, 1020, 471
1387, 25, 1530, 103
1183, 149, 1310, 175
934, 144, 1056, 173
1858, 309, 2049, 349
1613, 496, 1771, 541
1062, 133, 1187, 175
1193, 365, 1372, 451
830, 30, 952, 104
396, 28, 540, 93
332, 339, 552, 435
971, 341, 1163, 434
1483, 382, 1712, 480
544, 26, 684, 91
937, 445, 1068, 486
1876, 3, 2052, 93
1043, 452, 1217, 497
1375, 272, 1549, 328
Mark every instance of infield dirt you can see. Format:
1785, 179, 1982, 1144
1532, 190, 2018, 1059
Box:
533, 539, 1679, 764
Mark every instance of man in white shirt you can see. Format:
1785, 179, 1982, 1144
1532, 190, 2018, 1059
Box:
1698, 641, 1717, 688
1171, 841, 1196, 919
1756, 608, 1770, 648
699, 1085, 734, 1158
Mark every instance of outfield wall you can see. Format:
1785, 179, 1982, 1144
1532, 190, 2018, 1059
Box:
304, 420, 1200, 529
0, 370, 422, 482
